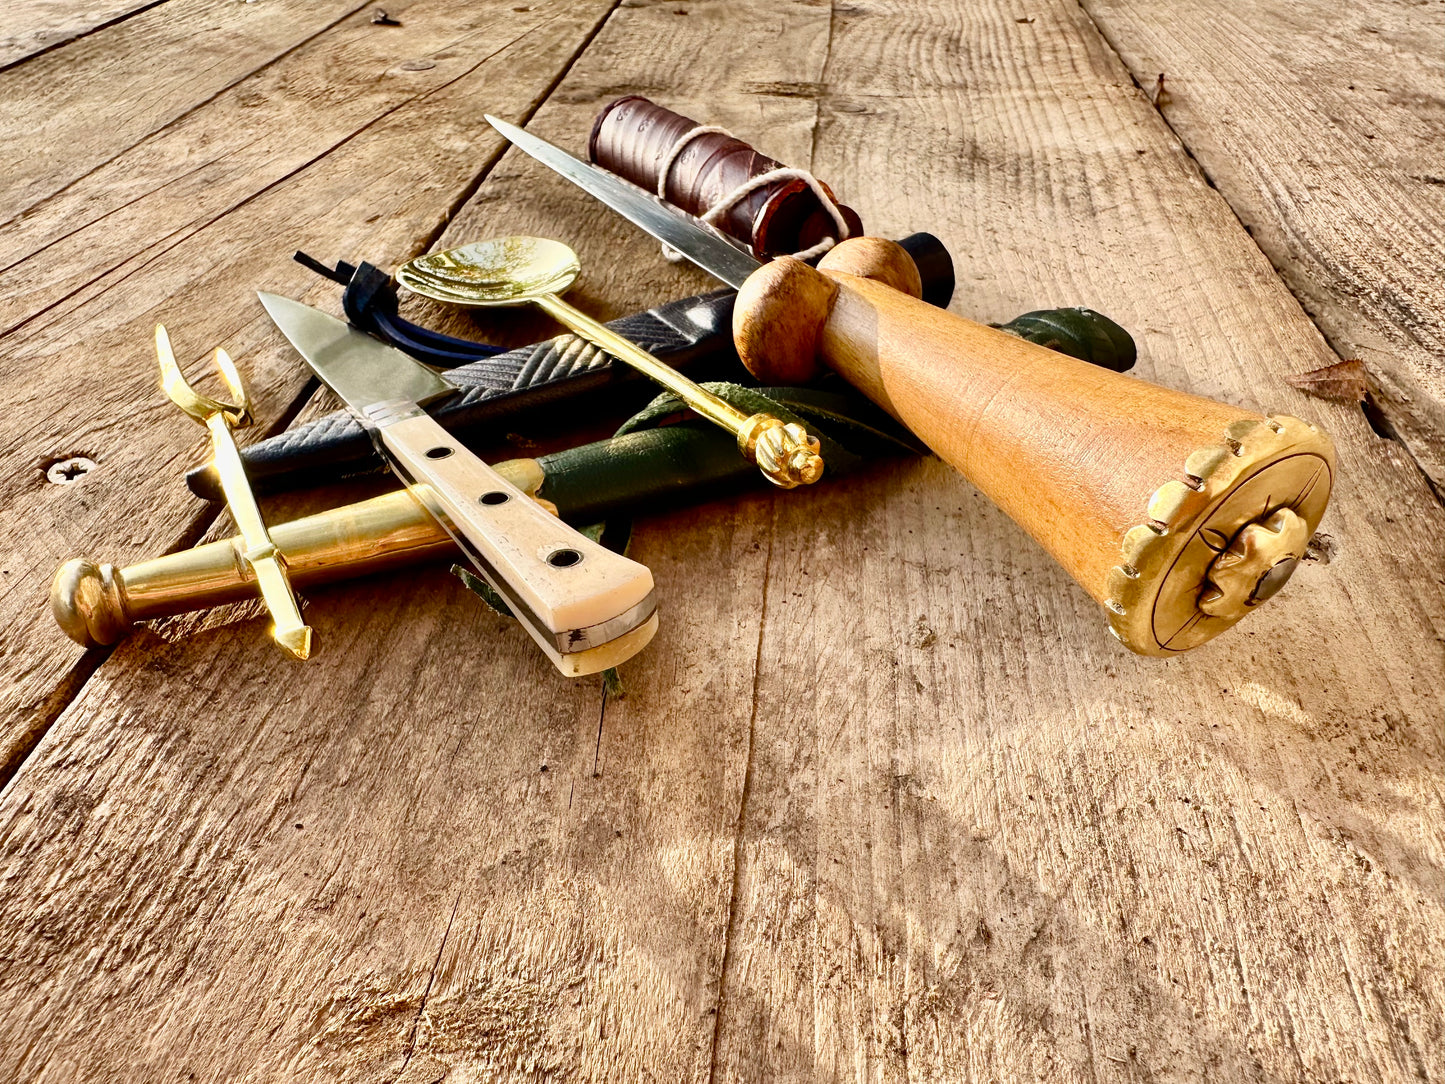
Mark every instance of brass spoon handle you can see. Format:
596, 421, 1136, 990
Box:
531, 293, 824, 490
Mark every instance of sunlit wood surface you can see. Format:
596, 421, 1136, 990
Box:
1, 1, 1442, 1080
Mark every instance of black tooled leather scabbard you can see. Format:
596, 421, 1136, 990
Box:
187, 288, 747, 500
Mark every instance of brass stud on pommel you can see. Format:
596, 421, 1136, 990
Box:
1199, 508, 1310, 620
1104, 415, 1335, 655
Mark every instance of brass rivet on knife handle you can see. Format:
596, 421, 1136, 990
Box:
154, 325, 314, 660
733, 238, 1336, 655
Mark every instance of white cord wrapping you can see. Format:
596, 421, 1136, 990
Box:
654, 125, 851, 263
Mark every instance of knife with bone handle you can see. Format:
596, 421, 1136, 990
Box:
258, 293, 657, 676
487, 114, 1335, 656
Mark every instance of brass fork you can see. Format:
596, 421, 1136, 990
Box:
156, 325, 313, 660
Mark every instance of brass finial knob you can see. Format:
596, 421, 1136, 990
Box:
1104, 416, 1334, 654
51, 558, 132, 648
737, 414, 825, 489
1199, 508, 1310, 619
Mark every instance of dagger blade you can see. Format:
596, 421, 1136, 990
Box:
485, 114, 762, 290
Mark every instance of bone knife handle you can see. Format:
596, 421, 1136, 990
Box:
376, 409, 656, 674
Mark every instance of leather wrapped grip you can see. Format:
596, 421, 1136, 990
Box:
588, 95, 864, 258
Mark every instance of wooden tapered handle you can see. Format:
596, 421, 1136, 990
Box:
733, 238, 1335, 654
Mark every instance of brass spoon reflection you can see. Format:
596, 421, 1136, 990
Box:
397, 236, 823, 489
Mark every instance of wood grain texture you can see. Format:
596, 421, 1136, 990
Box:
0, 0, 159, 68
0, 0, 374, 221
0, 0, 1442, 1081
0, 501, 765, 1080
1082, 0, 1445, 490
701, 0, 1445, 1080
0, 0, 618, 777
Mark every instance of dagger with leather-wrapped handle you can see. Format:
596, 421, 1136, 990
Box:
488, 115, 1336, 655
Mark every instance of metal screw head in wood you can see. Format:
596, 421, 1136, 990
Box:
153, 324, 314, 660
396, 236, 825, 488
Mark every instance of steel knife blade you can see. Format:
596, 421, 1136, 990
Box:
258, 292, 658, 676
486, 115, 763, 289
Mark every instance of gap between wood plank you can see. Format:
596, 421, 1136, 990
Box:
706, 511, 774, 1084
398, 891, 461, 1075
0, 0, 171, 75
707, 13, 835, 1072
0, 0, 629, 798
409, 0, 629, 263
1072, 0, 1445, 510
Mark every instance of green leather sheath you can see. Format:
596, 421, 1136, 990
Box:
531, 382, 923, 526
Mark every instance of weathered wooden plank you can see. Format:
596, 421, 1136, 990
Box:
0, 0, 833, 1078
0, 0, 158, 69
0, 0, 617, 779
1, 1, 1443, 1082
0, 0, 367, 221
690, 1, 1445, 1081
1083, 0, 1445, 491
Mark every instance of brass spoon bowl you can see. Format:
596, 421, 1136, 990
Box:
397, 236, 580, 306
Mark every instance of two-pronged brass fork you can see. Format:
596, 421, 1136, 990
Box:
155, 325, 313, 660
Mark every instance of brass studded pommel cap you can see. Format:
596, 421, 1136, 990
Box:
1104, 415, 1334, 655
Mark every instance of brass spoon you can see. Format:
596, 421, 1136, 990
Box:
397, 236, 823, 489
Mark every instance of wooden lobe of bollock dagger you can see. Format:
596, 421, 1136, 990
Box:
733, 238, 1335, 655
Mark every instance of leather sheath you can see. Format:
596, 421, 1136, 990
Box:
532, 383, 924, 527
188, 233, 958, 500
588, 95, 865, 258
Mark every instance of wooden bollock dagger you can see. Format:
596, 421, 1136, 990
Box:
486, 115, 1336, 655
